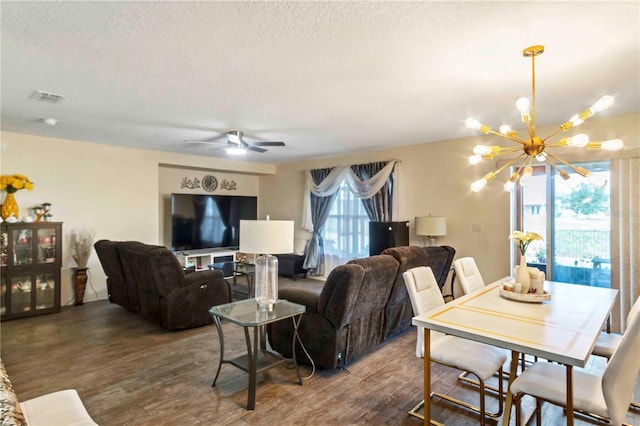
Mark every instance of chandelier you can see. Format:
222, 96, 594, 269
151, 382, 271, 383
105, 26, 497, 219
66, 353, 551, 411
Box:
466, 45, 623, 192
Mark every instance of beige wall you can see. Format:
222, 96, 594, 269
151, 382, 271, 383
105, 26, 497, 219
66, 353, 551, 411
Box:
158, 165, 260, 247
260, 113, 640, 293
0, 132, 273, 304
1, 112, 637, 304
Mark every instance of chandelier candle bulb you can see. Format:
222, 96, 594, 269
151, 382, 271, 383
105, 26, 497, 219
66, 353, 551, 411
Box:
589, 95, 615, 113
469, 155, 482, 165
516, 97, 530, 116
565, 134, 589, 147
587, 139, 624, 151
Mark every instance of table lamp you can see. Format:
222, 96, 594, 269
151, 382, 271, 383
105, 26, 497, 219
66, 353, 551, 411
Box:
240, 217, 294, 311
415, 215, 447, 247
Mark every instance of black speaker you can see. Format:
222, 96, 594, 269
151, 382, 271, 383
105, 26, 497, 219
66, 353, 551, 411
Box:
369, 221, 409, 256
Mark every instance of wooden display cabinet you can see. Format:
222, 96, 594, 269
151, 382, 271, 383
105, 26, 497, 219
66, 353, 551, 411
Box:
0, 222, 62, 320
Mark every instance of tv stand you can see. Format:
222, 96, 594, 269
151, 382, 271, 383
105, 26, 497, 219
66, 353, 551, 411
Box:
174, 249, 237, 271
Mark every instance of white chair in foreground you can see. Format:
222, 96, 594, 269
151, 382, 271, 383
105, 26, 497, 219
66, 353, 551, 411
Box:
511, 298, 640, 426
452, 257, 485, 295
403, 266, 506, 425
591, 297, 640, 413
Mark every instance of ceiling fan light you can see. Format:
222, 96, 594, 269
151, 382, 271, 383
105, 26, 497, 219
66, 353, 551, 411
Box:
226, 147, 247, 155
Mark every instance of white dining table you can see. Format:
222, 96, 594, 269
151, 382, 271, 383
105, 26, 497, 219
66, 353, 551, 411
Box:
412, 278, 618, 426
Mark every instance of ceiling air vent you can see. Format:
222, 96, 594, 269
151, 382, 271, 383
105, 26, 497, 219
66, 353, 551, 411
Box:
31, 90, 65, 103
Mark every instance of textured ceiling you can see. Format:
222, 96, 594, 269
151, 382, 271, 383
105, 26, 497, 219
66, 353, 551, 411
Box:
1, 1, 639, 165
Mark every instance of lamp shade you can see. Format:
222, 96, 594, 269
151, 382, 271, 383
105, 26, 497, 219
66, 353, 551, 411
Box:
415, 216, 447, 237
239, 220, 294, 254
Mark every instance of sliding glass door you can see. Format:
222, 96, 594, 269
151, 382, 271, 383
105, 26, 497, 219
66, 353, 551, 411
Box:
515, 161, 612, 287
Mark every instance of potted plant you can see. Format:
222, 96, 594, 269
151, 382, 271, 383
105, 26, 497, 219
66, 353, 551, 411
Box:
70, 229, 95, 305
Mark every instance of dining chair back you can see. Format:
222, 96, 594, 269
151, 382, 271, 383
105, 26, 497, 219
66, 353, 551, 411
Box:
453, 257, 485, 295
403, 266, 506, 425
403, 265, 445, 357
593, 296, 640, 359
603, 303, 640, 425
511, 298, 640, 425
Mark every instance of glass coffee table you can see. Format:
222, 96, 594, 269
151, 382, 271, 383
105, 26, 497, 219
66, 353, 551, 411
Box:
209, 299, 306, 410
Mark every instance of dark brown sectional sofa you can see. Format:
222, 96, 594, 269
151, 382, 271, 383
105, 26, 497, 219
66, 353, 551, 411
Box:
94, 240, 232, 330
268, 245, 455, 369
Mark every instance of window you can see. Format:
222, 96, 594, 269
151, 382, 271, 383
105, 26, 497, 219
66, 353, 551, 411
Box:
323, 181, 370, 259
514, 161, 611, 287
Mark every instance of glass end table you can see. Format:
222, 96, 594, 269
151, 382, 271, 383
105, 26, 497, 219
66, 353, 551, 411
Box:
209, 298, 306, 410
209, 261, 255, 299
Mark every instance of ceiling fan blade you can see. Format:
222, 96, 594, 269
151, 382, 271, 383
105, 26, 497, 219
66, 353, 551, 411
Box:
184, 139, 228, 145
250, 141, 285, 147
247, 146, 268, 153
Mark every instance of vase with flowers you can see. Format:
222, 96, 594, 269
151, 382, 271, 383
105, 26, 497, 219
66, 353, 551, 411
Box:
509, 230, 543, 292
0, 174, 34, 219
70, 229, 96, 305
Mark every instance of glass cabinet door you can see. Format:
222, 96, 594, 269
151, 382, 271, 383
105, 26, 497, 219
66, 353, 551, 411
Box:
36, 227, 58, 264
10, 274, 32, 315
1, 278, 6, 316
0, 231, 7, 267
35, 272, 56, 310
11, 227, 33, 266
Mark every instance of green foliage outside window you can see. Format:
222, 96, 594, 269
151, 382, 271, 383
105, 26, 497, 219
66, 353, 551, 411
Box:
561, 183, 608, 217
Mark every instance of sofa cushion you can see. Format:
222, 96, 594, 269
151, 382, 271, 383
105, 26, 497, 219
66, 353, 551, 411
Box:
279, 280, 325, 314
20, 390, 98, 426
0, 360, 26, 426
381, 245, 455, 339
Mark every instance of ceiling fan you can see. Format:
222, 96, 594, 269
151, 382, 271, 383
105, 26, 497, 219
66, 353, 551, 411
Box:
185, 130, 285, 155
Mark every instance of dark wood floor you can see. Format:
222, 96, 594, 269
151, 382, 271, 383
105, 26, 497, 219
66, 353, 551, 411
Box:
1, 285, 639, 425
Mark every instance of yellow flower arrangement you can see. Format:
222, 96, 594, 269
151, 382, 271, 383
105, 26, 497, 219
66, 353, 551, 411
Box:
0, 174, 34, 194
509, 230, 543, 256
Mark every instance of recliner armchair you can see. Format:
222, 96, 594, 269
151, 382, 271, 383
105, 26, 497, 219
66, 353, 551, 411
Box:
95, 240, 232, 330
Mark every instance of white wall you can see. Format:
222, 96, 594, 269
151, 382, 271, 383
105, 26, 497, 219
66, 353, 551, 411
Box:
260, 113, 640, 292
0, 132, 273, 305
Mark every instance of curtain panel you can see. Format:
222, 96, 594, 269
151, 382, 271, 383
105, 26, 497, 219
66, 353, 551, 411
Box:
351, 161, 393, 222
610, 154, 640, 333
301, 160, 397, 276
302, 168, 338, 275
302, 160, 397, 230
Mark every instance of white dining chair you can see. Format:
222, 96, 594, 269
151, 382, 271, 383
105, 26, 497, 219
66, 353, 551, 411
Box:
591, 297, 640, 413
403, 266, 507, 425
452, 257, 485, 295
511, 297, 640, 426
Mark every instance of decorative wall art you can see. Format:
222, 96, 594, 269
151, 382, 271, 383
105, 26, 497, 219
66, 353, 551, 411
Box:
180, 177, 201, 189
220, 179, 237, 191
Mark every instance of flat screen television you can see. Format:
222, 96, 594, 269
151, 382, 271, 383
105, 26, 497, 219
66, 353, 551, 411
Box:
171, 193, 257, 251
